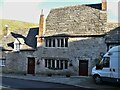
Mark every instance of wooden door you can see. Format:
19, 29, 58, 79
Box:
27, 57, 35, 74
79, 60, 88, 76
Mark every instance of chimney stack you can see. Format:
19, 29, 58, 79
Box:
102, 0, 107, 11
37, 9, 45, 47
4, 25, 10, 37
39, 9, 44, 36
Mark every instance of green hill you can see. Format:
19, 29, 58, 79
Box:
0, 19, 38, 39
0, 19, 38, 31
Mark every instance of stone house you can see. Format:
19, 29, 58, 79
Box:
1, 0, 120, 76
1, 28, 38, 74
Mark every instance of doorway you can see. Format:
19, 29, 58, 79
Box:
27, 57, 35, 74
79, 60, 88, 76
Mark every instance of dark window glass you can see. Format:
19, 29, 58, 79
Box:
45, 39, 48, 47
56, 60, 59, 69
53, 39, 55, 47
45, 59, 47, 67
57, 39, 60, 47
60, 60, 63, 69
65, 60, 68, 69
103, 57, 110, 67
45, 59, 69, 70
61, 39, 64, 47
48, 59, 51, 68
49, 39, 51, 47
65, 38, 68, 47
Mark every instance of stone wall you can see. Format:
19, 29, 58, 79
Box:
34, 36, 106, 75
2, 51, 34, 74
68, 37, 106, 75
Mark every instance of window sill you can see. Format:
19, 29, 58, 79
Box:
44, 47, 68, 49
0, 65, 5, 67
12, 50, 20, 52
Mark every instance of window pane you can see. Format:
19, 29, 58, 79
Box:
48, 59, 51, 68
56, 60, 59, 69
103, 57, 110, 67
2, 60, 5, 66
0, 60, 2, 66
61, 39, 64, 47
17, 44, 20, 48
57, 39, 60, 47
65, 38, 68, 47
45, 59, 47, 67
44, 58, 68, 70
45, 39, 48, 47
49, 39, 51, 47
65, 60, 68, 69
60, 60, 63, 69
0, 59, 6, 66
53, 39, 55, 47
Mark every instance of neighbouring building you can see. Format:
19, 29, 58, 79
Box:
1, 0, 120, 76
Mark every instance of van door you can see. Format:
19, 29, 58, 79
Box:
100, 57, 111, 80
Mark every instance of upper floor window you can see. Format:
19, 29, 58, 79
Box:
45, 38, 68, 48
14, 39, 20, 52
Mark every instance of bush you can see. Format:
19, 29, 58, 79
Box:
65, 70, 72, 77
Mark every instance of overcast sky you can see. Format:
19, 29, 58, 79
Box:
0, 0, 119, 23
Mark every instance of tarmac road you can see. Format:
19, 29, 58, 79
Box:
2, 77, 95, 90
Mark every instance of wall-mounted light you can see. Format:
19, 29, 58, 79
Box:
69, 60, 73, 66
69, 63, 73, 66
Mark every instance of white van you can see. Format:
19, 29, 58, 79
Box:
92, 45, 120, 84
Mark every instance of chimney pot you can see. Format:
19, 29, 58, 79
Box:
37, 9, 44, 47
102, 0, 107, 11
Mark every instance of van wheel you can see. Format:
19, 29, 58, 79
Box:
94, 75, 102, 84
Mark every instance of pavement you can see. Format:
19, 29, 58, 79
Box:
1, 73, 120, 90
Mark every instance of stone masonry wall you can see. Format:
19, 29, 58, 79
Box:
2, 51, 34, 74
34, 36, 106, 75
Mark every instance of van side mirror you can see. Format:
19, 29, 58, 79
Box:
96, 64, 103, 70
96, 64, 99, 70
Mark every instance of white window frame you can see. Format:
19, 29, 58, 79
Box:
0, 59, 6, 67
14, 40, 20, 52
44, 58, 69, 70
44, 38, 68, 48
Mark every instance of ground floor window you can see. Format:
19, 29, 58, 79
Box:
0, 59, 6, 66
44, 58, 69, 70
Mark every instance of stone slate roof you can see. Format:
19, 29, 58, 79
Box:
105, 27, 120, 43
45, 4, 107, 36
1, 27, 39, 51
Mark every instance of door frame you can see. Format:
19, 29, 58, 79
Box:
78, 57, 90, 76
27, 57, 35, 75
79, 60, 88, 76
